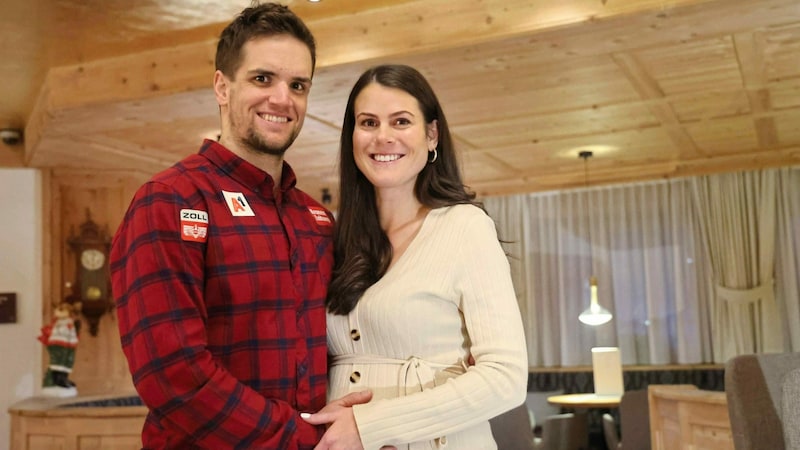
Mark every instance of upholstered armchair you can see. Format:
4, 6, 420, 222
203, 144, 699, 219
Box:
725, 352, 800, 449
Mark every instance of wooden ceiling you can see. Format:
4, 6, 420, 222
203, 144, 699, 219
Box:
2, 0, 799, 205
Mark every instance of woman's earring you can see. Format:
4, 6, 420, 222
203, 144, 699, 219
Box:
428, 148, 438, 163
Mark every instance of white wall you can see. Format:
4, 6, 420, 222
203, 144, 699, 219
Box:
0, 168, 42, 450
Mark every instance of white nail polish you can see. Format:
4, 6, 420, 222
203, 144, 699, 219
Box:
301, 412, 311, 419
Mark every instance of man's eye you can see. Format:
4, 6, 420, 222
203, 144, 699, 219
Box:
291, 82, 307, 92
255, 75, 270, 83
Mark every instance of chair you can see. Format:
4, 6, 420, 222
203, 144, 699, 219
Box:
618, 389, 650, 450
602, 413, 621, 450
525, 390, 564, 435
490, 403, 536, 450
599, 389, 649, 450
782, 368, 800, 449
725, 352, 800, 449
532, 413, 589, 450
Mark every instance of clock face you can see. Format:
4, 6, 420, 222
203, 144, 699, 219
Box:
80, 248, 106, 271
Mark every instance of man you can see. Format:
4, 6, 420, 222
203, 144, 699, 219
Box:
111, 3, 366, 448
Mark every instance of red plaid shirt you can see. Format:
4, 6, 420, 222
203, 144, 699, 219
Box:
111, 140, 333, 449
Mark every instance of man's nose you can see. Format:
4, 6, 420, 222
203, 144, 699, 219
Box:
269, 82, 291, 104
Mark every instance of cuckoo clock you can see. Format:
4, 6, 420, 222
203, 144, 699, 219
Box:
66, 209, 112, 336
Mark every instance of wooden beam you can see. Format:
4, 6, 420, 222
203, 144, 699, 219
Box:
734, 31, 779, 149
612, 52, 703, 158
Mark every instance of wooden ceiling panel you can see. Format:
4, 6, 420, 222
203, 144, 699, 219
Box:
485, 127, 679, 174
763, 23, 800, 81
685, 116, 759, 155
29, 134, 173, 173
773, 110, 800, 145
453, 102, 659, 149
100, 117, 221, 159
635, 36, 743, 97
461, 151, 524, 183
5, 0, 800, 201
669, 89, 752, 122
771, 78, 800, 109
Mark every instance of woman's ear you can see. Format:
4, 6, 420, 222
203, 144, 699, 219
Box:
427, 119, 439, 149
213, 70, 230, 107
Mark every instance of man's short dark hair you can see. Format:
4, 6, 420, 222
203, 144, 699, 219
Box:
215, 2, 317, 78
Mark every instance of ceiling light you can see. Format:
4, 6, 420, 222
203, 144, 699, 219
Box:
579, 276, 613, 326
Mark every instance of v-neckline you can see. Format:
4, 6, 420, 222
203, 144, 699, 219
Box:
381, 206, 438, 280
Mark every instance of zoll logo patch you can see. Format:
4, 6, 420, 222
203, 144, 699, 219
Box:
180, 209, 209, 242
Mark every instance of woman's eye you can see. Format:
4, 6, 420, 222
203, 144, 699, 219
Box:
361, 118, 378, 127
394, 117, 412, 126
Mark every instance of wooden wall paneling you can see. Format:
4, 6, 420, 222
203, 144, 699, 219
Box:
47, 169, 151, 396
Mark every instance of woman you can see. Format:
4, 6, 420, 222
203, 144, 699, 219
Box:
304, 64, 528, 450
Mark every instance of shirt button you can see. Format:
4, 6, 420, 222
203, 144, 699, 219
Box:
349, 371, 361, 383
350, 329, 361, 341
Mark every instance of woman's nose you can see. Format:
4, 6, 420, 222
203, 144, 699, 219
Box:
377, 125, 395, 143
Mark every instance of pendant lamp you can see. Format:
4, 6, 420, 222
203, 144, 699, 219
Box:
579, 276, 613, 325
577, 151, 613, 326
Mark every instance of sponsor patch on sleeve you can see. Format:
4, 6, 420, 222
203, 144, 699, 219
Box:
308, 206, 332, 226
180, 209, 209, 242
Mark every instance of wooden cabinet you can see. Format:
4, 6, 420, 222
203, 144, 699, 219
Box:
648, 384, 734, 450
9, 396, 146, 450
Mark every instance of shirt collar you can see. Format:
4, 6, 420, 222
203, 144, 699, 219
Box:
199, 139, 298, 196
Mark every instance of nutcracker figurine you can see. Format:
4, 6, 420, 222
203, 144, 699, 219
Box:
38, 301, 82, 397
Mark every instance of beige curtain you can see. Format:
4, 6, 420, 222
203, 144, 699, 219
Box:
486, 180, 712, 366
691, 171, 784, 362
485, 166, 799, 367
776, 168, 800, 350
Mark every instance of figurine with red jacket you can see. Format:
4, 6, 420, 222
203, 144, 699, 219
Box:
38, 301, 81, 397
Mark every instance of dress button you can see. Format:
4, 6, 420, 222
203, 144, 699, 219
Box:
350, 329, 361, 341
349, 371, 361, 383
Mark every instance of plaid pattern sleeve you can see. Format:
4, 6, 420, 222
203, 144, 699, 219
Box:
111, 143, 333, 449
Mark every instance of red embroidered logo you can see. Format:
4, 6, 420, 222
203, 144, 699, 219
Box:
180, 209, 209, 242
308, 206, 332, 226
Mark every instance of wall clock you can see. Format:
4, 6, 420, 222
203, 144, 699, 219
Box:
66, 209, 112, 336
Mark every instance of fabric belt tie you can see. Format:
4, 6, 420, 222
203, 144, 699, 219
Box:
331, 354, 469, 448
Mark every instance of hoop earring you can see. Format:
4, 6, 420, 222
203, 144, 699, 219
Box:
428, 148, 438, 163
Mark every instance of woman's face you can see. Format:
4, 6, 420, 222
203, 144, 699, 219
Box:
352, 83, 438, 195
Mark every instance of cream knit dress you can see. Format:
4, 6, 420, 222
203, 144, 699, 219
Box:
327, 204, 529, 450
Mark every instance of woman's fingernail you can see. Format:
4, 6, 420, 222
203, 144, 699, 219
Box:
300, 412, 311, 419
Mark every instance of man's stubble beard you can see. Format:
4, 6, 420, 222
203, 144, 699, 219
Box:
240, 127, 299, 157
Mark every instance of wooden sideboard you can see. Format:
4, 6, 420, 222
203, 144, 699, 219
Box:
648, 384, 734, 450
8, 395, 146, 450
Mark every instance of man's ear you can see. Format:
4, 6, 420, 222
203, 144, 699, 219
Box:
427, 119, 439, 149
213, 70, 230, 106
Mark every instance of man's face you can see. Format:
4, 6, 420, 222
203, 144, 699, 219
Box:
214, 34, 313, 157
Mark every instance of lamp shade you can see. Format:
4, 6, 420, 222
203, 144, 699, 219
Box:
578, 276, 613, 326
